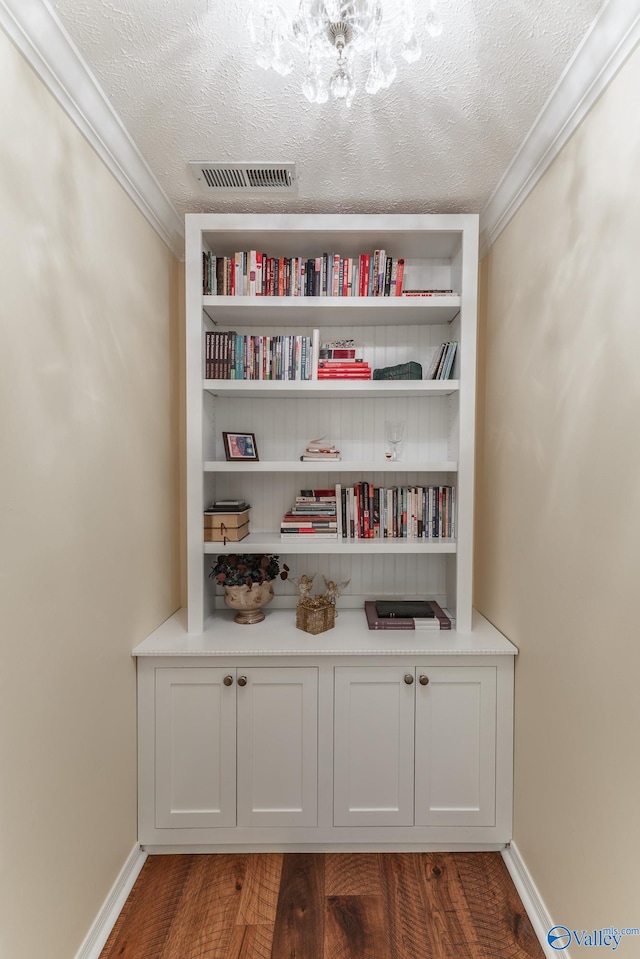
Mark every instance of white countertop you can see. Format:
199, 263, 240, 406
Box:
133, 608, 517, 657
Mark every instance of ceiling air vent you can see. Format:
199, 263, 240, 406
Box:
189, 162, 297, 194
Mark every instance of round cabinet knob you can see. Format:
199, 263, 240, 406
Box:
419, 675, 429, 686
223, 675, 233, 687
404, 674, 414, 685
237, 675, 248, 687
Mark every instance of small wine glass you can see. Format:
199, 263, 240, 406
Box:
385, 420, 406, 461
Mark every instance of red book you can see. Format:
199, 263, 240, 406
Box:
282, 514, 336, 521
318, 364, 370, 371
317, 373, 372, 379
363, 253, 371, 296
319, 349, 357, 359
395, 257, 405, 296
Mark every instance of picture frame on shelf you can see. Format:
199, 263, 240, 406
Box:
223, 432, 259, 461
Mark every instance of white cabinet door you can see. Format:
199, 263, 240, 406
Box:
155, 667, 236, 828
414, 666, 497, 826
334, 666, 415, 827
236, 667, 318, 828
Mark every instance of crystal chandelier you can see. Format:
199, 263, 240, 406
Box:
248, 1, 443, 107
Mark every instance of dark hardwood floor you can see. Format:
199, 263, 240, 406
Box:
99, 852, 544, 959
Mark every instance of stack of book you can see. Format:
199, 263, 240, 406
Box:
300, 439, 341, 462
364, 600, 452, 630
317, 359, 372, 380
426, 341, 458, 380
280, 489, 338, 540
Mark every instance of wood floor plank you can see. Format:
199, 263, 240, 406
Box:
414, 853, 481, 958
381, 853, 437, 959
270, 853, 325, 959
237, 853, 283, 926
159, 853, 247, 959
324, 853, 382, 896
454, 853, 545, 959
98, 855, 193, 959
228, 923, 275, 959
324, 896, 390, 959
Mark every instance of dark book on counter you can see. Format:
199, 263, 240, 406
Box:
206, 500, 250, 512
364, 600, 451, 630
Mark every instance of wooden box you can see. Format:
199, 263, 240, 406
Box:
203, 522, 249, 543
204, 509, 250, 529
204, 509, 250, 543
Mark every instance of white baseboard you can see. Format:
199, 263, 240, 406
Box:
502, 842, 573, 959
74, 843, 147, 959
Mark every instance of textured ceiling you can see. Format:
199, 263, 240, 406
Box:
48, 0, 604, 217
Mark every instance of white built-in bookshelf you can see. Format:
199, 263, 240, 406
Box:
185, 214, 479, 635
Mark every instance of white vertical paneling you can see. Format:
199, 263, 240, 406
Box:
402, 259, 452, 291
212, 396, 453, 463
210, 551, 448, 609
202, 392, 216, 463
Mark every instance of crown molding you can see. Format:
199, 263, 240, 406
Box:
0, 0, 184, 258
480, 0, 640, 257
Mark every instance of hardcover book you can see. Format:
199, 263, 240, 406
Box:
364, 600, 451, 630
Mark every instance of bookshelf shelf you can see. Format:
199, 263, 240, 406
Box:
203, 380, 459, 398
203, 460, 458, 473
203, 295, 461, 327
203, 534, 457, 555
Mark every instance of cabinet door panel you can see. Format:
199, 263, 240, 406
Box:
334, 666, 415, 827
236, 667, 318, 827
155, 667, 236, 828
415, 666, 496, 826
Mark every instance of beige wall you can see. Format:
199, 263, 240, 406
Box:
0, 30, 180, 959
476, 44, 640, 928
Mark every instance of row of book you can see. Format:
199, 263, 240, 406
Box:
427, 341, 458, 380
336, 483, 456, 540
205, 331, 313, 381
279, 485, 456, 540
202, 251, 406, 298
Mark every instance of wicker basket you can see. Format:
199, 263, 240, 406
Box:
296, 597, 335, 634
